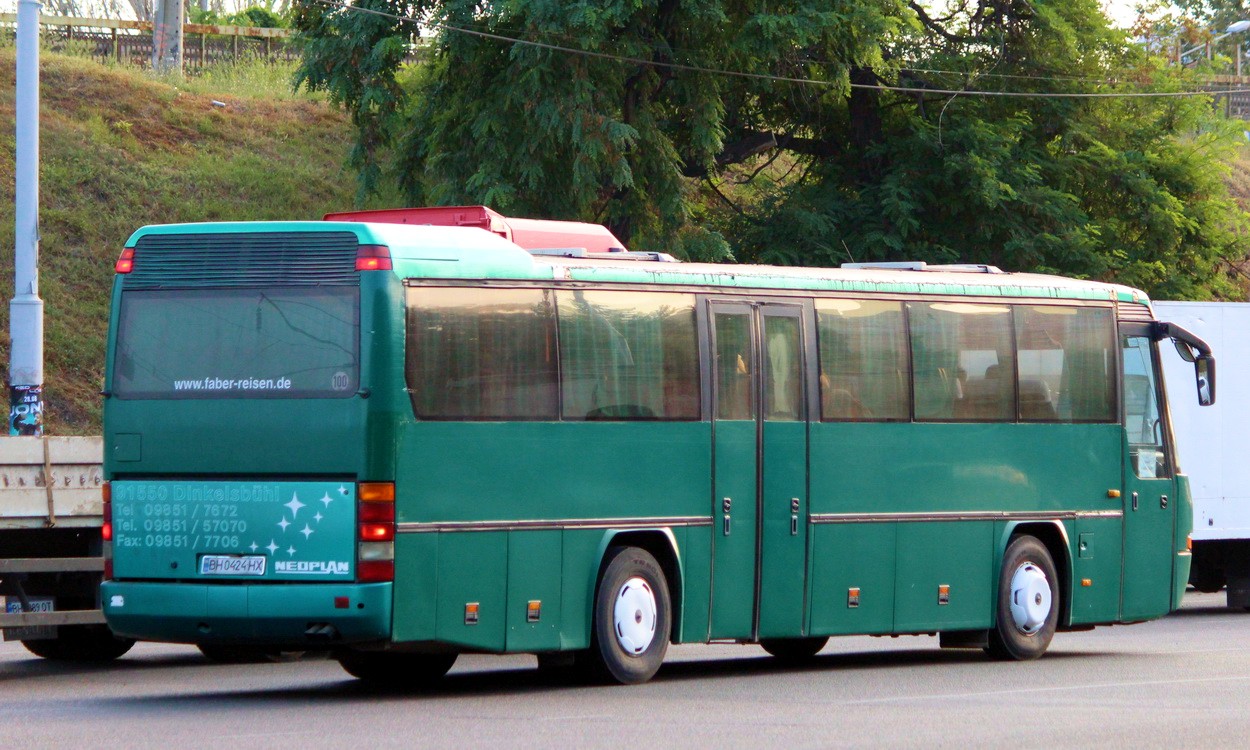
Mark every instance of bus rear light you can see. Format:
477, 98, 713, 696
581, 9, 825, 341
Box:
358, 482, 395, 502
103, 556, 113, 581
355, 245, 392, 271
115, 248, 135, 273
102, 484, 113, 542
358, 535, 393, 581
359, 522, 394, 542
357, 560, 394, 583
1187, 535, 1193, 551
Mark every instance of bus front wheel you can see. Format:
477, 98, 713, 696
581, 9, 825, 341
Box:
986, 535, 1059, 661
337, 650, 457, 687
587, 546, 671, 685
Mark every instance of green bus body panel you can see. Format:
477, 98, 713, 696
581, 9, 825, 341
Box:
505, 530, 563, 652
758, 420, 809, 638
895, 521, 994, 630
102, 581, 392, 644
805, 422, 1121, 636
1173, 474, 1194, 608
390, 422, 711, 649
110, 480, 357, 581
810, 523, 897, 634
1069, 516, 1123, 624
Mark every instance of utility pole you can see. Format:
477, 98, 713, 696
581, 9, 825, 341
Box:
151, 0, 184, 74
9, 0, 43, 437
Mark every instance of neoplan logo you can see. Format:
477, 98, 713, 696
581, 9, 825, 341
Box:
274, 560, 350, 575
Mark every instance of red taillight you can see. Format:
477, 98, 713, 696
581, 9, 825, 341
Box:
102, 482, 113, 580
357, 560, 394, 583
359, 501, 395, 542
357, 482, 395, 582
355, 245, 392, 271
115, 248, 135, 274
102, 483, 112, 542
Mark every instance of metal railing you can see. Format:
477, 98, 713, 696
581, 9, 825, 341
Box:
0, 13, 298, 68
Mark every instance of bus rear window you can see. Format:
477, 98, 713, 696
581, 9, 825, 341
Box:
112, 287, 360, 399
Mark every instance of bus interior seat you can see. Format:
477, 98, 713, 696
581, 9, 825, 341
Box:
1019, 379, 1056, 420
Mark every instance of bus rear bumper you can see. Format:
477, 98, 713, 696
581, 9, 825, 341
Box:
101, 581, 392, 646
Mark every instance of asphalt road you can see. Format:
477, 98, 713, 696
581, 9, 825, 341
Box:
3, 591, 1247, 748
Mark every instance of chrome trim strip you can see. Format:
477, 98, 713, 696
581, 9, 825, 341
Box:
810, 509, 1123, 524
397, 516, 714, 534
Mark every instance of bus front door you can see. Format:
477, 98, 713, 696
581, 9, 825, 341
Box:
709, 301, 811, 641
1120, 327, 1177, 620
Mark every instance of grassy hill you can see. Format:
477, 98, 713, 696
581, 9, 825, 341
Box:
0, 47, 392, 434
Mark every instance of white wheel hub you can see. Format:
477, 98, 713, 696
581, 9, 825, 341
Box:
1009, 562, 1052, 635
613, 576, 657, 655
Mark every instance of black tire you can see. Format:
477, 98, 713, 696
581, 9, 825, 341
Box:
337, 650, 457, 687
1189, 559, 1226, 594
760, 636, 829, 662
586, 546, 671, 685
21, 625, 135, 662
986, 535, 1059, 661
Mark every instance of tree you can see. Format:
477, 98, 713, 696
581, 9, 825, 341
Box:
293, 0, 1247, 298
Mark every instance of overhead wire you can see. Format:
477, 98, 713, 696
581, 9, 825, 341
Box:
309, 0, 1250, 99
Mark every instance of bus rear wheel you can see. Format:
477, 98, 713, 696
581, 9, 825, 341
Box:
760, 637, 828, 662
21, 625, 135, 662
986, 535, 1059, 661
586, 546, 671, 685
337, 650, 458, 687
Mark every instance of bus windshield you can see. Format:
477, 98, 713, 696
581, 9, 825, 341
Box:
112, 286, 359, 399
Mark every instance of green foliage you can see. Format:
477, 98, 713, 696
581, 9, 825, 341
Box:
191, 5, 290, 28
294, 0, 1248, 297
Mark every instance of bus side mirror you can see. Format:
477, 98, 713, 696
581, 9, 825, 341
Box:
1196, 355, 1215, 407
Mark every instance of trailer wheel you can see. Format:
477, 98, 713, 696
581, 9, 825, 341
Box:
21, 625, 135, 662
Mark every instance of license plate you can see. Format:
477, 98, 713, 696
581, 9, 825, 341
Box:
4, 597, 55, 641
199, 555, 266, 576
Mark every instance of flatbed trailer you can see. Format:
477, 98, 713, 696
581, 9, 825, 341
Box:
0, 436, 133, 659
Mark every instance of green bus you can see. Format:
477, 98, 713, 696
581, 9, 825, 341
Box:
100, 207, 1213, 685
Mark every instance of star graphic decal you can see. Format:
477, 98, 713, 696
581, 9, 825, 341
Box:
249, 542, 259, 552
314, 511, 323, 524
320, 492, 334, 508
277, 517, 290, 532
300, 524, 314, 540
287, 546, 296, 556
338, 484, 348, 496
266, 540, 278, 554
285, 493, 306, 518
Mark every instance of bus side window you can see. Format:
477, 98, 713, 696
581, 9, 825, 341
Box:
816, 299, 908, 421
556, 290, 699, 421
1122, 335, 1170, 478
405, 287, 558, 420
909, 302, 1013, 422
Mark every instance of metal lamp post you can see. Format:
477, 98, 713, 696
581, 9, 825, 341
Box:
8, 0, 43, 437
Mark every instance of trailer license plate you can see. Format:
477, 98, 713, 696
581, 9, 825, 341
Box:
3, 597, 55, 641
199, 555, 266, 576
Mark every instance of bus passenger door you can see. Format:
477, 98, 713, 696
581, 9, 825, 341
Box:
709, 303, 758, 639
1120, 326, 1177, 620
708, 301, 811, 641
